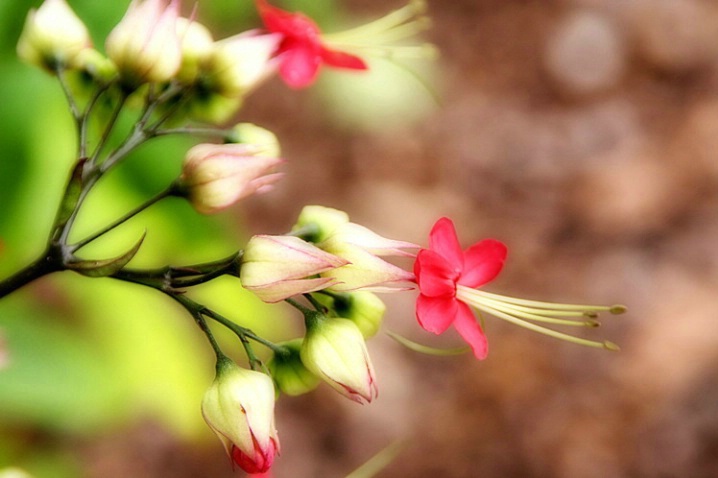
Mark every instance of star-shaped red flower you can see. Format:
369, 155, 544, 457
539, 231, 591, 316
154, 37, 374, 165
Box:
414, 217, 507, 359
256, 0, 367, 88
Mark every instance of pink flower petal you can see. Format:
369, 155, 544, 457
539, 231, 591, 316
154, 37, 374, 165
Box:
428, 217, 464, 273
320, 47, 368, 70
414, 249, 458, 298
256, 0, 318, 38
452, 302, 488, 360
459, 239, 508, 288
278, 44, 322, 88
416, 294, 457, 334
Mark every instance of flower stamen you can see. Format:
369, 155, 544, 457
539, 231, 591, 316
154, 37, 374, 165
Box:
456, 285, 620, 350
321, 0, 437, 61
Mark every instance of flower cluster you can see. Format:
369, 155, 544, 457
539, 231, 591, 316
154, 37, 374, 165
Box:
6, 0, 626, 475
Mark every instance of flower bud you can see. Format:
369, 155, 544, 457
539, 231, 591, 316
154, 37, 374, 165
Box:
105, 0, 182, 86
301, 314, 378, 404
240, 235, 348, 303
315, 291, 386, 339
226, 123, 281, 159
205, 32, 282, 96
17, 0, 91, 71
202, 359, 279, 474
268, 339, 320, 396
175, 17, 214, 84
177, 143, 283, 214
293, 205, 349, 243
74, 48, 118, 84
320, 223, 417, 292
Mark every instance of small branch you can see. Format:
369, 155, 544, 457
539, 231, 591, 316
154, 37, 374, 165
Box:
0, 249, 59, 299
170, 292, 227, 362
70, 186, 176, 253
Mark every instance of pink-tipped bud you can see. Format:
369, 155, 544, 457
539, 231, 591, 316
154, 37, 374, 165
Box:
205, 31, 282, 96
300, 315, 378, 404
202, 360, 280, 474
105, 0, 182, 86
178, 142, 283, 214
240, 235, 348, 303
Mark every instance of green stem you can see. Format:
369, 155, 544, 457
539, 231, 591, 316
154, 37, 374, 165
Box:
170, 292, 227, 362
90, 91, 128, 167
70, 185, 176, 253
204, 308, 283, 355
55, 67, 81, 124
153, 126, 231, 138
112, 251, 241, 289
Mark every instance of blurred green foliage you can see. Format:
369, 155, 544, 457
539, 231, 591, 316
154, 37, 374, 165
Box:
0, 1, 290, 476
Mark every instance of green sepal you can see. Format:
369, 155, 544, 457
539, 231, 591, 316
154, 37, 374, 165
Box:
67, 232, 146, 277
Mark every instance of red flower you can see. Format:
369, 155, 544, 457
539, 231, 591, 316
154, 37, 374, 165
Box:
255, 0, 367, 88
414, 217, 507, 360
414, 218, 624, 359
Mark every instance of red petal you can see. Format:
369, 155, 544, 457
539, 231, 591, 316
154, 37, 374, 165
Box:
452, 302, 488, 360
416, 294, 457, 334
414, 249, 458, 298
428, 217, 464, 273
320, 48, 368, 70
231, 438, 277, 474
256, 0, 320, 39
278, 44, 322, 88
459, 239, 508, 288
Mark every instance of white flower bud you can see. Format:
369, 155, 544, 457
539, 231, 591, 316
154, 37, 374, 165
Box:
105, 0, 182, 86
17, 0, 91, 71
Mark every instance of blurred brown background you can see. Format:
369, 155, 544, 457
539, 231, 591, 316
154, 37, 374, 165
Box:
236, 0, 718, 476
6, 0, 718, 477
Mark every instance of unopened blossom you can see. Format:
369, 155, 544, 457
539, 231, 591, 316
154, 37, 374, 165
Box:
17, 0, 91, 71
320, 222, 417, 291
293, 204, 351, 242
177, 143, 283, 214
268, 339, 320, 396
205, 31, 282, 96
227, 123, 281, 159
175, 17, 214, 84
105, 0, 182, 86
300, 314, 378, 404
240, 235, 348, 303
255, 0, 434, 88
293, 205, 417, 291
414, 217, 624, 359
314, 291, 386, 339
202, 359, 279, 474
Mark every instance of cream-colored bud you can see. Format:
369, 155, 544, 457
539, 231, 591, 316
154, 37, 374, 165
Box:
240, 235, 348, 303
175, 17, 214, 84
17, 0, 91, 71
205, 31, 282, 96
106, 0, 182, 86
293, 205, 350, 243
315, 291, 386, 339
268, 339, 320, 396
74, 49, 117, 84
227, 123, 281, 158
178, 143, 283, 214
301, 315, 378, 404
202, 359, 279, 474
